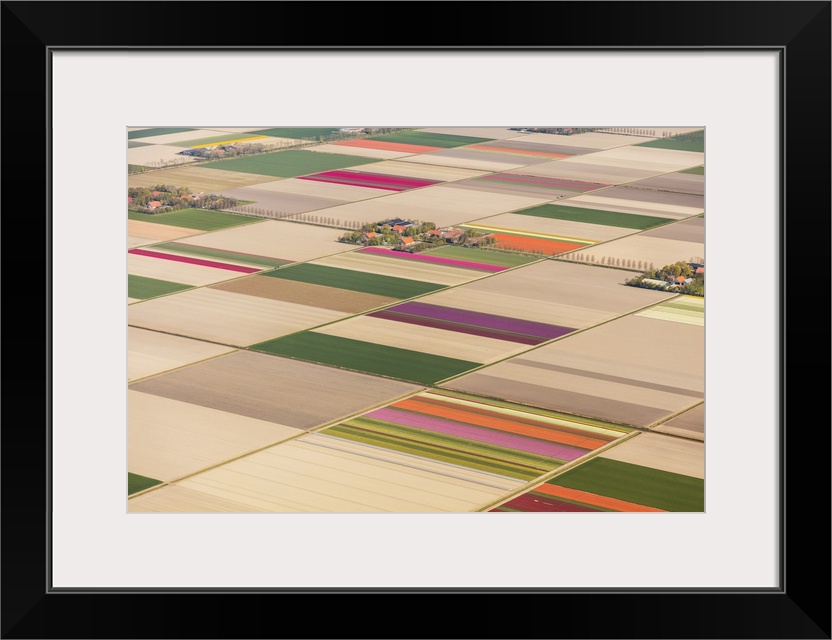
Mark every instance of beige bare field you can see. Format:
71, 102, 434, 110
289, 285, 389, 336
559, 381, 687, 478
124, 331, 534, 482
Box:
128, 235, 157, 248
306, 143, 408, 160
211, 276, 397, 313
469, 212, 631, 243
567, 235, 704, 268
356, 160, 489, 182
599, 432, 704, 478
128, 145, 200, 167
447, 313, 702, 426
397, 151, 528, 172
128, 485, 265, 512
178, 220, 354, 262
128, 166, 275, 192
129, 390, 304, 482
127, 219, 206, 242
511, 132, 655, 148
418, 260, 672, 327
246, 177, 381, 202
415, 127, 521, 140
128, 326, 234, 382
129, 350, 420, 428
128, 297, 141, 304
513, 158, 660, 185
312, 315, 531, 364
560, 193, 703, 219
128, 128, 230, 145
567, 146, 705, 172
653, 403, 705, 440
128, 287, 348, 346
129, 435, 520, 512
209, 127, 276, 134
128, 253, 254, 286
312, 250, 486, 285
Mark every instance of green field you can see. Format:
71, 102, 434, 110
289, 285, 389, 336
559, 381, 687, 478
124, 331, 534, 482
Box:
250, 127, 342, 140
200, 149, 378, 178
128, 164, 151, 174
128, 472, 163, 495
423, 245, 540, 267
128, 208, 261, 231
366, 131, 493, 148
250, 332, 480, 385
681, 165, 705, 175
638, 130, 704, 153
128, 275, 192, 300
325, 418, 559, 480
153, 243, 293, 268
513, 204, 674, 230
264, 263, 445, 298
551, 457, 704, 512
128, 127, 196, 140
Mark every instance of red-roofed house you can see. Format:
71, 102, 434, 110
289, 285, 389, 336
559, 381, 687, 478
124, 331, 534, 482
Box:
695, 266, 704, 275
399, 236, 415, 246
361, 231, 379, 242
392, 224, 407, 233
151, 191, 162, 197
427, 229, 442, 237
147, 200, 163, 209
127, 196, 133, 203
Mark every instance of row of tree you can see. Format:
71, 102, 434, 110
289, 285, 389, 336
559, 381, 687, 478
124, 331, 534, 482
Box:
624, 260, 705, 296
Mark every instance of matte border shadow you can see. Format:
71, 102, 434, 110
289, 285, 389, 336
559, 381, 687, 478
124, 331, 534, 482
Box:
2, 1, 829, 638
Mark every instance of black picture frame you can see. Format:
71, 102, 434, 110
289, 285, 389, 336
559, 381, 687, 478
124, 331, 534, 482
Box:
3, 2, 829, 638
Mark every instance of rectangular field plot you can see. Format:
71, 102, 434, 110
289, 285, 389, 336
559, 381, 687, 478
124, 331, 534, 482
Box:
218, 186, 348, 215
129, 350, 420, 428
128, 326, 235, 382
599, 432, 704, 478
421, 246, 540, 268
150, 242, 293, 269
636, 295, 704, 326
509, 157, 665, 186
128, 208, 260, 231
127, 275, 192, 300
445, 312, 703, 427
626, 171, 705, 196
251, 331, 482, 385
413, 127, 521, 140
353, 160, 489, 182
128, 165, 276, 192
127, 144, 199, 168
167, 220, 355, 263
128, 435, 520, 513
233, 176, 385, 203
128, 251, 260, 287
129, 390, 304, 482
297, 169, 441, 192
128, 287, 349, 346
309, 142, 415, 160
491, 454, 703, 512
248, 127, 342, 140
652, 403, 705, 440
310, 249, 496, 286
557, 188, 704, 219
263, 262, 447, 297
565, 232, 705, 269
211, 275, 397, 314
512, 203, 676, 230
459, 224, 593, 255
513, 132, 655, 149
365, 130, 494, 148
397, 148, 534, 172
566, 145, 705, 173
200, 149, 379, 178
450, 173, 609, 199
414, 260, 673, 329
321, 389, 632, 482
128, 127, 197, 140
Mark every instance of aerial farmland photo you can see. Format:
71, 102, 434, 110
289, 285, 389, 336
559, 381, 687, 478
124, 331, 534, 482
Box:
127, 126, 705, 513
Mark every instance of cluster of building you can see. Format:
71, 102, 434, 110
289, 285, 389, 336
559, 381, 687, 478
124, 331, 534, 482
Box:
356, 218, 492, 252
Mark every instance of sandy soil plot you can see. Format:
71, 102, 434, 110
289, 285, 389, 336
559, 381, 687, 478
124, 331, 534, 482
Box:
127, 145, 200, 167
128, 484, 264, 512
128, 252, 254, 286
307, 143, 408, 160
568, 234, 704, 268
419, 260, 672, 326
596, 127, 702, 138
128, 287, 348, 346
472, 139, 596, 157
567, 146, 705, 172
414, 127, 519, 140
128, 326, 234, 381
128, 166, 276, 192
129, 350, 420, 428
599, 432, 705, 478
356, 160, 488, 182
467, 212, 632, 243
653, 403, 705, 440
175, 220, 354, 262
128, 297, 141, 304
640, 216, 704, 243
398, 149, 534, 172
627, 172, 704, 195
512, 132, 655, 148
448, 177, 603, 200
312, 315, 531, 364
129, 390, 304, 481
211, 276, 397, 313
510, 159, 660, 185
129, 434, 518, 512
311, 251, 486, 285
207, 127, 277, 134
236, 177, 384, 202
128, 234, 159, 248
126, 128, 230, 145
218, 186, 346, 214
447, 314, 703, 426
431, 147, 553, 166
567, 189, 704, 216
